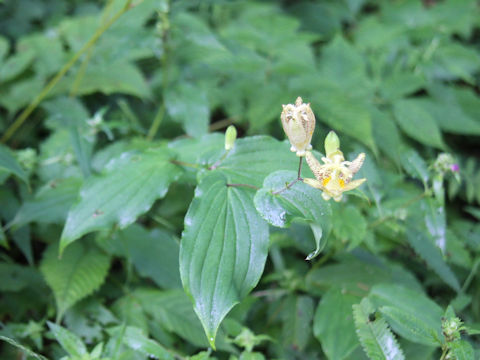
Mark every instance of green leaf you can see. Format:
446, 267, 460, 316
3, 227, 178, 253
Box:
40, 242, 110, 320
314, 288, 360, 360
0, 50, 35, 83
60, 149, 181, 253
165, 83, 209, 138
0, 335, 48, 360
399, 149, 429, 187
393, 99, 445, 149
0, 226, 6, 249
122, 326, 174, 360
0, 36, 9, 61
369, 284, 443, 345
111, 225, 181, 289
254, 170, 332, 260
0, 144, 29, 185
353, 298, 405, 360
449, 340, 475, 360
282, 295, 314, 351
406, 226, 460, 291
10, 178, 81, 229
47, 321, 87, 357
332, 205, 367, 250
179, 172, 269, 348
218, 136, 304, 187
0, 262, 42, 292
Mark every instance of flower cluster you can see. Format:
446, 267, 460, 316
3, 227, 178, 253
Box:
281, 97, 366, 201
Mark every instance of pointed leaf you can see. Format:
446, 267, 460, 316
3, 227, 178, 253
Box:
254, 170, 332, 259
353, 298, 405, 360
0, 335, 48, 360
47, 321, 87, 357
60, 149, 181, 253
393, 99, 445, 149
180, 172, 269, 347
406, 226, 460, 291
40, 242, 110, 320
449, 340, 475, 360
0, 144, 29, 185
122, 326, 174, 360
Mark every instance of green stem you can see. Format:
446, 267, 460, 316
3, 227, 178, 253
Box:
272, 157, 303, 195
1, 0, 133, 143
147, 7, 170, 141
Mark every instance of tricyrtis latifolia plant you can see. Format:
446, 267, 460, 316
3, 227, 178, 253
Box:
280, 96, 366, 200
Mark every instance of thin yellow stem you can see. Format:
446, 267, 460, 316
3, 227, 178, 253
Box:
1, 0, 133, 143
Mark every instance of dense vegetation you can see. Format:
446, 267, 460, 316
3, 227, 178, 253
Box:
1, 0, 480, 359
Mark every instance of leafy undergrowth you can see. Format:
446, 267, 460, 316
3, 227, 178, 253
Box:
1, 0, 480, 359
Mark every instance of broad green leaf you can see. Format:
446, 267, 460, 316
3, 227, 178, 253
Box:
111, 225, 181, 289
0, 50, 35, 83
0, 335, 48, 360
450, 340, 475, 360
60, 148, 181, 253
380, 72, 425, 101
165, 82, 209, 138
254, 170, 332, 260
180, 172, 269, 348
312, 83, 376, 152
353, 298, 405, 360
282, 295, 314, 351
40, 242, 110, 320
314, 288, 359, 360
47, 321, 87, 357
0, 144, 29, 185
406, 226, 460, 291
122, 326, 174, 360
393, 99, 445, 149
10, 178, 81, 229
168, 133, 224, 166
369, 284, 443, 345
371, 108, 403, 165
218, 136, 304, 187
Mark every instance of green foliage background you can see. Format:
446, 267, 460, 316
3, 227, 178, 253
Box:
1, 0, 480, 359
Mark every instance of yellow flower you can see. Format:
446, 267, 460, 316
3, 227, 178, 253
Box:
281, 97, 315, 157
304, 131, 366, 202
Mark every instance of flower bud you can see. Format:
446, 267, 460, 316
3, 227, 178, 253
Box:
324, 131, 340, 158
281, 97, 315, 157
225, 125, 237, 150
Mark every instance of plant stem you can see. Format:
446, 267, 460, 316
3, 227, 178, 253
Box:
226, 183, 259, 190
147, 7, 170, 141
272, 157, 303, 195
170, 159, 201, 169
1, 0, 134, 143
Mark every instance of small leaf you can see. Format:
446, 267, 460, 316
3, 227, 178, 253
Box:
47, 321, 87, 357
314, 288, 360, 360
122, 326, 174, 360
180, 172, 269, 348
0, 144, 29, 185
40, 242, 110, 320
60, 149, 181, 253
10, 178, 81, 229
399, 149, 429, 187
449, 340, 475, 360
353, 298, 405, 360
254, 170, 332, 260
0, 50, 35, 83
393, 99, 445, 149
